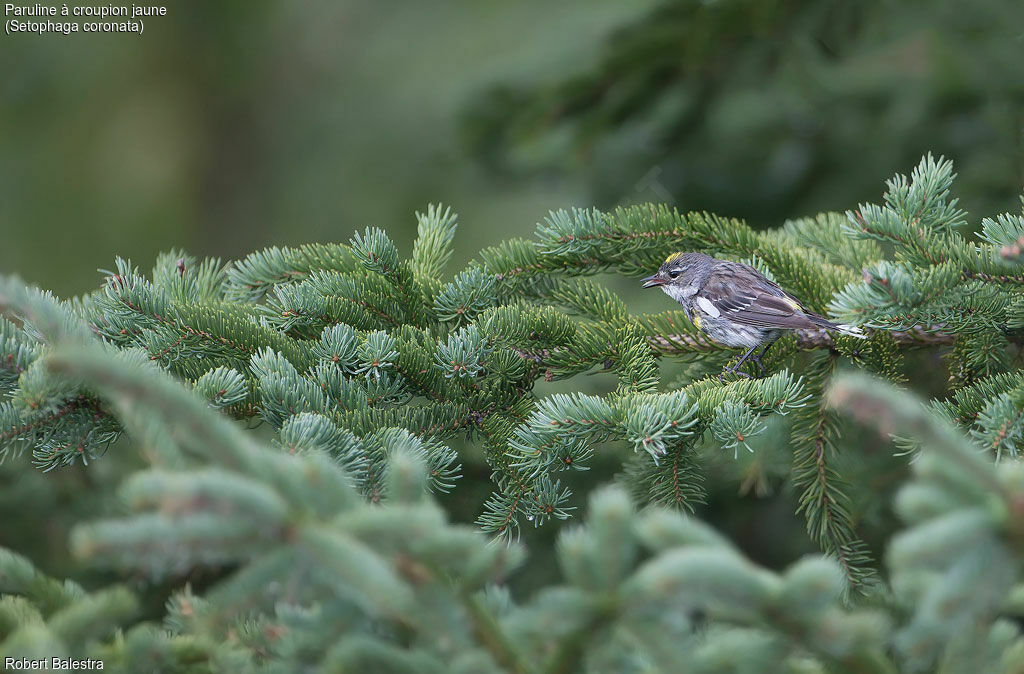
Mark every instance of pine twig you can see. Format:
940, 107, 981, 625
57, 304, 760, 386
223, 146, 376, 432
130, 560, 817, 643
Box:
649, 325, 956, 355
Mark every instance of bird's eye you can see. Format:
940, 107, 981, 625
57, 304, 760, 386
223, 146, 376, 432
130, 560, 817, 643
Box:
668, 270, 680, 279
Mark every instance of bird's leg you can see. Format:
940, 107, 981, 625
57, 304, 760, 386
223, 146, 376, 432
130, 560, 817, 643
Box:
720, 344, 759, 380
750, 336, 779, 374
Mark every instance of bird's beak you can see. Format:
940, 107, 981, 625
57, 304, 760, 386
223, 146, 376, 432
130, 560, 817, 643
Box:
641, 275, 665, 288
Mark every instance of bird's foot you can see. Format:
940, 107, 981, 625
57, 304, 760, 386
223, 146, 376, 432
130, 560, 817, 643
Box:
718, 358, 769, 381
718, 364, 753, 381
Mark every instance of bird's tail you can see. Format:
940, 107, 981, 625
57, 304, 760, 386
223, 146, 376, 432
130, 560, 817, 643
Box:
807, 313, 867, 339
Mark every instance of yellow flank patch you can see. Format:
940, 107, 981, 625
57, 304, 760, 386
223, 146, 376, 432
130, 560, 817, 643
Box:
665, 252, 682, 264
692, 313, 702, 329
784, 297, 801, 311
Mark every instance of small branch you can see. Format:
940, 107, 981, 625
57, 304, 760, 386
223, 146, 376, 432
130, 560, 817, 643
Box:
514, 326, 956, 370
0, 395, 102, 442
462, 591, 531, 674
964, 270, 1024, 285
544, 597, 618, 674
648, 325, 955, 355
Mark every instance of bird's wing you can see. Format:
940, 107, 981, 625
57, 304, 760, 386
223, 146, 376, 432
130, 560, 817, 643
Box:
699, 265, 820, 330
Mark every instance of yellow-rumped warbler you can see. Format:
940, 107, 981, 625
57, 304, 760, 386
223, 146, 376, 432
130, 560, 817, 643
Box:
642, 252, 863, 376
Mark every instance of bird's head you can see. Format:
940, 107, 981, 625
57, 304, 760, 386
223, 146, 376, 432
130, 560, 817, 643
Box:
641, 252, 711, 290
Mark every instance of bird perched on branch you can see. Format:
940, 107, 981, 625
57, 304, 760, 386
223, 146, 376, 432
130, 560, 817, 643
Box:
642, 252, 864, 377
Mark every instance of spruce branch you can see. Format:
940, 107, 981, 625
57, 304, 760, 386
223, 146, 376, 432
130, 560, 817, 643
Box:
0, 317, 40, 394
2, 157, 1023, 658
411, 203, 459, 282
827, 372, 1024, 670
647, 325, 955, 355
9, 361, 1024, 671
791, 352, 876, 591
224, 242, 359, 301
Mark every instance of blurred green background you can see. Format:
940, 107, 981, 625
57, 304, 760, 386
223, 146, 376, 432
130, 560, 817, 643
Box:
2, 1, 661, 297
3, 0, 1022, 294
2, 0, 1023, 596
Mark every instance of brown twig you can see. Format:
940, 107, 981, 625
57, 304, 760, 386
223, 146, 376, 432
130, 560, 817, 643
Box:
648, 325, 955, 355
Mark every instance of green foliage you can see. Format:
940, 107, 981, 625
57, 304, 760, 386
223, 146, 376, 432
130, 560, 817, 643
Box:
460, 0, 1024, 230
4, 160, 1024, 585
828, 373, 1024, 672
2, 159, 1024, 669
4, 354, 1024, 671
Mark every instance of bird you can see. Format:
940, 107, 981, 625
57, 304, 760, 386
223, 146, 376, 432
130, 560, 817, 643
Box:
641, 252, 864, 377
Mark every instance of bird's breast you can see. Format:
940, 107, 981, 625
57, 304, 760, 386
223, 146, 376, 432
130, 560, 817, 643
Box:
662, 284, 698, 304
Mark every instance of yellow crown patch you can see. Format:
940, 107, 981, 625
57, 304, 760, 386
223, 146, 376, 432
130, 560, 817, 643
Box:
664, 252, 683, 264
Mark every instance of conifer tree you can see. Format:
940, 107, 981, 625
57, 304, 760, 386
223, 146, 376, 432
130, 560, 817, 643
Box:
460, 0, 1024, 227
2, 156, 1024, 670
